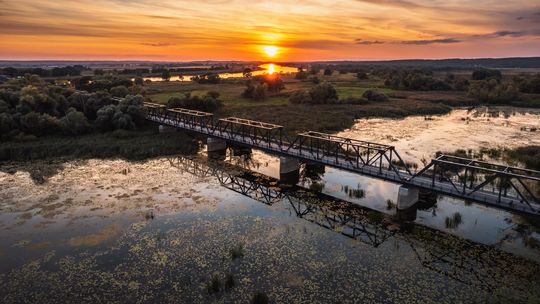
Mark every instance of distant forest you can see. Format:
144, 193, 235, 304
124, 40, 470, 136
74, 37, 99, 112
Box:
1, 57, 540, 69
311, 57, 540, 69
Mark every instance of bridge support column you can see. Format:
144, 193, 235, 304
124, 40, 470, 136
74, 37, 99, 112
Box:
159, 125, 176, 133
207, 137, 227, 152
279, 156, 300, 184
397, 186, 420, 210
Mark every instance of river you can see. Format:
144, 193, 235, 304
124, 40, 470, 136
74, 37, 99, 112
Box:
0, 107, 539, 303
141, 63, 298, 82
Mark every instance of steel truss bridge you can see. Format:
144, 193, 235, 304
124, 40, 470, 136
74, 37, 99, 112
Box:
146, 102, 540, 215
169, 156, 536, 295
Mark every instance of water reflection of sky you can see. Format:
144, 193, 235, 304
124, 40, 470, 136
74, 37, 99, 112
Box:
1, 151, 540, 302
141, 64, 297, 82
222, 149, 539, 262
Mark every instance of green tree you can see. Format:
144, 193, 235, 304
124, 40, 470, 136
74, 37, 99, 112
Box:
110, 85, 130, 98
59, 108, 89, 135
162, 69, 171, 81
309, 82, 338, 104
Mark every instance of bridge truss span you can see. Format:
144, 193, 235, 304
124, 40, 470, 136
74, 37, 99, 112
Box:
144, 105, 540, 215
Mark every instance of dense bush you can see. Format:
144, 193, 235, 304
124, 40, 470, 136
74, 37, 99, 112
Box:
167, 92, 223, 112
471, 68, 502, 81
309, 82, 338, 104
506, 146, 540, 171
289, 83, 339, 104
513, 74, 540, 94
362, 89, 389, 102
289, 90, 312, 104
242, 82, 268, 101
242, 74, 285, 101
468, 79, 520, 104
59, 108, 89, 135
110, 85, 130, 98
191, 74, 221, 84
356, 72, 368, 80
295, 71, 309, 80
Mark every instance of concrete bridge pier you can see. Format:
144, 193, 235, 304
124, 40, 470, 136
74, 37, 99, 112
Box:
207, 137, 227, 159
279, 156, 300, 184
394, 186, 420, 221
207, 137, 227, 152
397, 185, 420, 210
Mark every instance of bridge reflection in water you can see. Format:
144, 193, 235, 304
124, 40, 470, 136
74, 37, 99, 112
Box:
167, 155, 538, 295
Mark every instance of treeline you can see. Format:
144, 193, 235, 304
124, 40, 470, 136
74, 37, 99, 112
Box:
0, 75, 147, 141
167, 91, 223, 112
1, 65, 87, 78
242, 74, 285, 101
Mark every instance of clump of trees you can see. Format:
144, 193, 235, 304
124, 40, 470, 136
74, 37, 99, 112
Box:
471, 68, 502, 81
191, 74, 221, 84
167, 91, 223, 112
1, 65, 87, 78
242, 74, 285, 101
467, 79, 520, 104
289, 82, 339, 104
0, 75, 147, 140
362, 89, 388, 102
513, 74, 540, 94
356, 72, 368, 80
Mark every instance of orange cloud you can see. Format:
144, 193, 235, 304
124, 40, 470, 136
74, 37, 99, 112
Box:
0, 0, 539, 60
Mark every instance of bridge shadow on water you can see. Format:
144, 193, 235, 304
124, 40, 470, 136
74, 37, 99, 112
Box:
167, 154, 540, 296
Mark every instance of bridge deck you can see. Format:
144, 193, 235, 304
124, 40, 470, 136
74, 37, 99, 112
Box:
146, 110, 540, 216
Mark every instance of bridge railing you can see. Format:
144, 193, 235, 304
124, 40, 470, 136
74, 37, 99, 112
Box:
286, 131, 412, 180
410, 154, 540, 211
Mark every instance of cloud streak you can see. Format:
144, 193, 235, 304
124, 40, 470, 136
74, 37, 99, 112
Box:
0, 0, 539, 60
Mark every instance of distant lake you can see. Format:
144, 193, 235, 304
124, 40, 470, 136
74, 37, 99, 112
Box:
142, 63, 298, 82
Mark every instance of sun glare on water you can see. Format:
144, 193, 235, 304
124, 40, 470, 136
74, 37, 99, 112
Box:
263, 46, 278, 57
267, 63, 275, 74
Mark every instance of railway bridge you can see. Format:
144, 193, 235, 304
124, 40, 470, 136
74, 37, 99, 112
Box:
144, 102, 540, 216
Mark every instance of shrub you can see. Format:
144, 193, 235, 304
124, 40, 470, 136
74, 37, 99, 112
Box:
472, 68, 502, 81
309, 82, 338, 104
468, 79, 520, 104
20, 112, 59, 136
59, 108, 89, 135
362, 89, 389, 102
295, 71, 309, 80
356, 72, 368, 79
110, 85, 130, 98
289, 90, 312, 104
191, 73, 221, 84
167, 92, 223, 112
323, 68, 333, 76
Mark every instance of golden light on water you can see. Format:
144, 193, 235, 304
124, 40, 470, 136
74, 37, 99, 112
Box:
267, 63, 275, 74
263, 46, 278, 57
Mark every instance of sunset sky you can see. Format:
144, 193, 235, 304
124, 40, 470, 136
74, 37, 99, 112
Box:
1, 0, 539, 61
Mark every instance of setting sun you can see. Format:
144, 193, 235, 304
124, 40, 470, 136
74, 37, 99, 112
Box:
263, 46, 279, 57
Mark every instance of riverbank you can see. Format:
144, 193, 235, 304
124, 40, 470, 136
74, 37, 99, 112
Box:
0, 128, 199, 163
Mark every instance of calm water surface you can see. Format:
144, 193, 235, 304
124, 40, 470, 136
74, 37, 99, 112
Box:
1, 109, 540, 303
142, 63, 297, 82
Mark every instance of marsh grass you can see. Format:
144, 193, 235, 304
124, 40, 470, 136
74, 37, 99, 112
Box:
445, 212, 463, 229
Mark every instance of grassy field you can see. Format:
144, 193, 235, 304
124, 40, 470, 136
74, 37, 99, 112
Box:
146, 72, 459, 136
